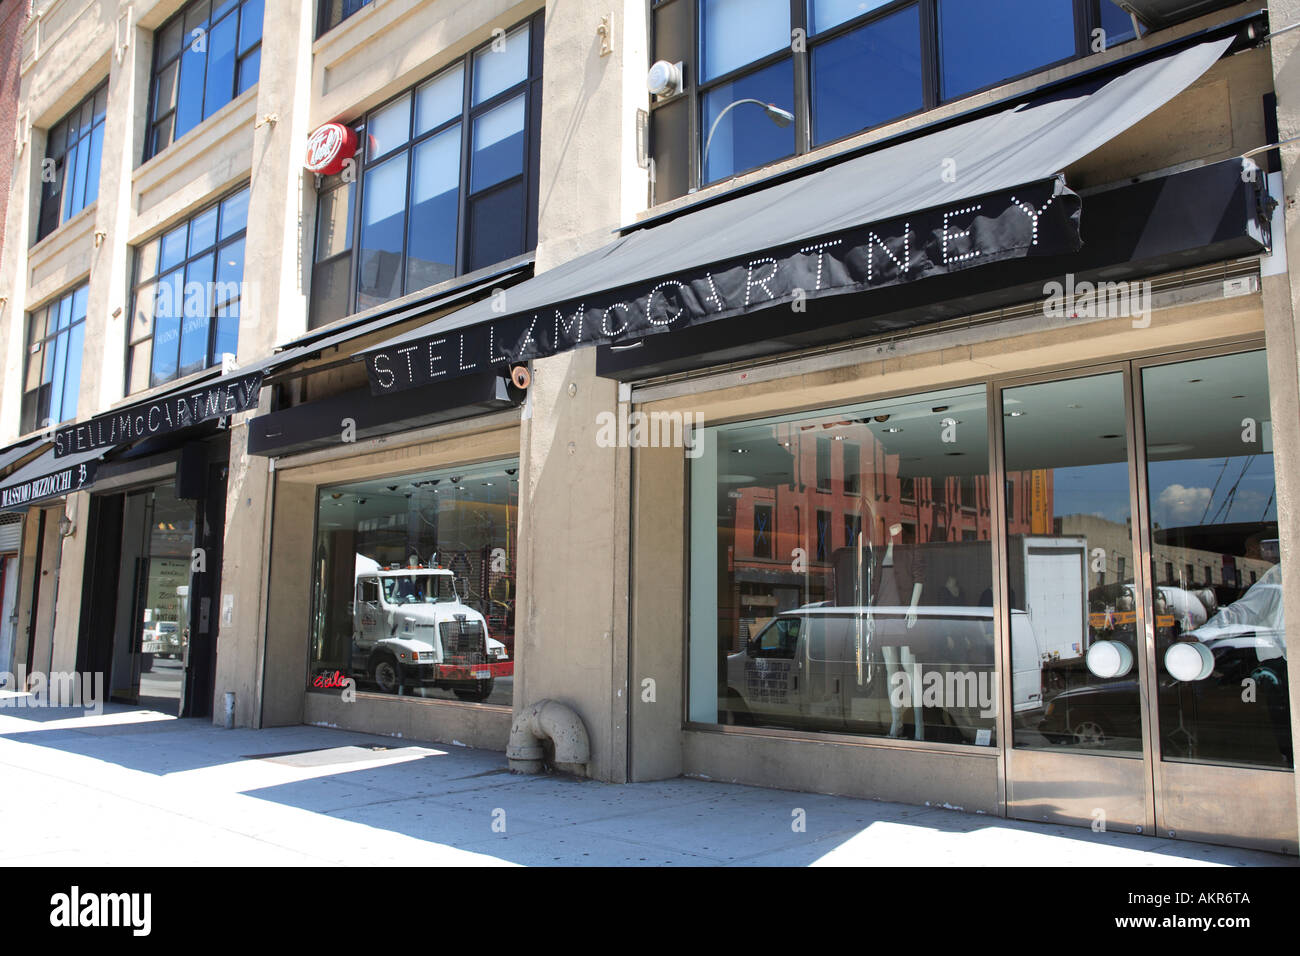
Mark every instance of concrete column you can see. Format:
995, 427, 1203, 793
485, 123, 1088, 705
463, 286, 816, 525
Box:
212, 0, 315, 728
1260, 0, 1300, 829
511, 1, 647, 781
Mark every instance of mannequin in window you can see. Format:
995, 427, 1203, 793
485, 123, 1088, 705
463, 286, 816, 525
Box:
876, 521, 926, 739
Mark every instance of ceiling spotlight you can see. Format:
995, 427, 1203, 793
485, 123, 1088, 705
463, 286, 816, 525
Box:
1005, 410, 1026, 417
931, 405, 949, 413
883, 427, 903, 433
873, 414, 890, 423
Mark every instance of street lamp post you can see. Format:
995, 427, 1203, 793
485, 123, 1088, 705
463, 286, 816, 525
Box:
698, 98, 795, 190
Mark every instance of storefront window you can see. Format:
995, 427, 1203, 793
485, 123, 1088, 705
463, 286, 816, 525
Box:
689, 385, 995, 744
309, 460, 518, 706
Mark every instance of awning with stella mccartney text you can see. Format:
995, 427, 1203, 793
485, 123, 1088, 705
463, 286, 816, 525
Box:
360, 34, 1234, 394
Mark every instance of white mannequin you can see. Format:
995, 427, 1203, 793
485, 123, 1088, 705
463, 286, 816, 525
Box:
881, 523, 924, 739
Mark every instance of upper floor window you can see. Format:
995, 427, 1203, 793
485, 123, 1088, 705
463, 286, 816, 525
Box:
147, 0, 264, 159
309, 12, 543, 328
318, 0, 373, 35
22, 284, 89, 435
36, 84, 108, 242
650, 0, 1142, 196
127, 186, 250, 393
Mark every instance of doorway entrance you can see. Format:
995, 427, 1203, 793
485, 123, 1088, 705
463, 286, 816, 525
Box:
997, 347, 1294, 852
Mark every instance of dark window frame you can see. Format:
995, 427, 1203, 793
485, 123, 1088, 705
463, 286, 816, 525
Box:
145, 0, 264, 161
21, 283, 90, 435
317, 0, 373, 37
36, 82, 109, 243
753, 503, 774, 558
126, 184, 251, 394
650, 0, 1136, 194
309, 10, 543, 327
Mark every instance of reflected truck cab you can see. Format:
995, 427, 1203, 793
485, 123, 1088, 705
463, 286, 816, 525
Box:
352, 554, 511, 700
723, 606, 1043, 743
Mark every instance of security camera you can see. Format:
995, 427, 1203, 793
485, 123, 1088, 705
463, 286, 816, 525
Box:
647, 60, 683, 98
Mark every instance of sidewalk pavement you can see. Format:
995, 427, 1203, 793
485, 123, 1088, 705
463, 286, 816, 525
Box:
0, 700, 1293, 867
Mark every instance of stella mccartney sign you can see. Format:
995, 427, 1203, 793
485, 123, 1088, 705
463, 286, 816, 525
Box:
366, 177, 1081, 395
54, 371, 264, 457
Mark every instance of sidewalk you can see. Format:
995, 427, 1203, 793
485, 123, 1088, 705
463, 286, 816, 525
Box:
0, 700, 1292, 867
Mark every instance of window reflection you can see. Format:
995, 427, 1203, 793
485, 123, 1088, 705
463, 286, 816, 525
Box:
691, 385, 996, 745
310, 461, 519, 706
1143, 353, 1291, 770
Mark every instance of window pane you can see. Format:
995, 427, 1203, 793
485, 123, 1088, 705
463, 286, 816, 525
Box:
689, 385, 994, 742
808, 0, 894, 34
812, 3, 922, 146
316, 183, 353, 260
1100, 1, 1138, 47
153, 114, 176, 154
700, 0, 789, 81
151, 271, 185, 385
367, 93, 411, 158
701, 57, 795, 185
220, 188, 250, 238
179, 252, 215, 375
48, 334, 68, 425
159, 16, 185, 62
131, 279, 157, 345
1004, 374, 1142, 754
55, 293, 73, 331
60, 322, 85, 422
357, 152, 409, 310
136, 238, 161, 282
160, 224, 188, 271
1143, 353, 1292, 769
82, 122, 105, 207
202, 11, 238, 118
154, 58, 179, 119
189, 204, 219, 255
309, 460, 518, 704
407, 125, 461, 292
70, 284, 88, 322
938, 0, 1076, 100
213, 0, 238, 21
309, 255, 352, 330
470, 94, 525, 192
238, 0, 264, 55
184, 1, 211, 36
61, 140, 81, 220
214, 297, 239, 362
236, 47, 260, 95
466, 178, 524, 272
416, 63, 464, 135
175, 41, 208, 140
472, 23, 529, 105
215, 237, 244, 305
128, 342, 153, 394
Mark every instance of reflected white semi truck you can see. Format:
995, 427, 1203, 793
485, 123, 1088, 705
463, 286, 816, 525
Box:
351, 555, 511, 700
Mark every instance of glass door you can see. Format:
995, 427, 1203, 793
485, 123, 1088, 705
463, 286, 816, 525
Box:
1135, 350, 1295, 850
998, 348, 1296, 852
998, 367, 1154, 834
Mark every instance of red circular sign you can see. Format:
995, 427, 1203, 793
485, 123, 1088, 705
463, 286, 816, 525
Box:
305, 123, 357, 175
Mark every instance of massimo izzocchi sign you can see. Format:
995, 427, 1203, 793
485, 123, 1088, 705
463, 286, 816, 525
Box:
366, 177, 1080, 395
54, 370, 264, 457
1, 459, 97, 509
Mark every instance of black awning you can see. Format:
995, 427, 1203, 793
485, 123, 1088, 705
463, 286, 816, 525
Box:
53, 369, 264, 458
246, 371, 516, 458
360, 36, 1231, 396
248, 258, 533, 378
0, 437, 45, 476
0, 445, 100, 512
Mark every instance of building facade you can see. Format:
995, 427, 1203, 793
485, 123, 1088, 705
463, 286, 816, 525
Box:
2, 0, 1299, 855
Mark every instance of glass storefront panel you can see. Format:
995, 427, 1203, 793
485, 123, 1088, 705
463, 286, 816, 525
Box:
1002, 373, 1144, 755
309, 459, 518, 706
1142, 352, 1292, 769
689, 385, 995, 745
